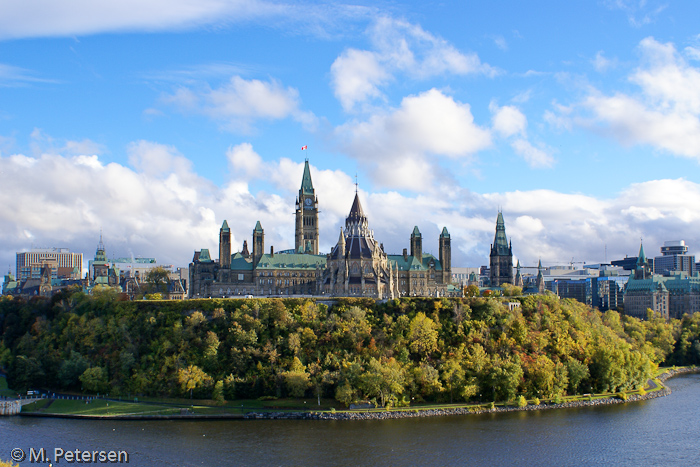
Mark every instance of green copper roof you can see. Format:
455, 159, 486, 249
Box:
198, 249, 213, 262
625, 276, 668, 293
492, 212, 510, 255
389, 253, 442, 271
300, 159, 314, 195
412, 226, 421, 237
221, 220, 230, 232
254, 221, 263, 233
256, 253, 326, 269
440, 227, 450, 238
230, 255, 254, 271
637, 242, 647, 265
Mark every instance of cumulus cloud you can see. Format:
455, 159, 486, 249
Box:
331, 17, 496, 111
1, 138, 699, 279
490, 103, 527, 138
161, 76, 315, 133
335, 89, 491, 188
550, 37, 700, 162
511, 139, 555, 168
489, 102, 554, 168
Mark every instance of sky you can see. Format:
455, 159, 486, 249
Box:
2, 0, 700, 283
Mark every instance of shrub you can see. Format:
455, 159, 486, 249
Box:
617, 392, 628, 401
553, 394, 563, 404
533, 397, 541, 406
516, 395, 527, 408
638, 387, 646, 396
489, 401, 495, 410
330, 407, 336, 414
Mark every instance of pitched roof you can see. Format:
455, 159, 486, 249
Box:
254, 221, 263, 233
256, 253, 326, 269
221, 220, 230, 232
440, 226, 450, 238
300, 159, 314, 195
492, 211, 510, 255
412, 226, 421, 237
388, 253, 442, 271
348, 192, 365, 220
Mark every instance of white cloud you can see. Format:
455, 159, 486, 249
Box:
592, 51, 617, 72
0, 63, 56, 86
161, 76, 315, 133
490, 102, 527, 137
552, 37, 700, 161
493, 35, 508, 51
227, 143, 263, 179
1, 137, 699, 276
603, 0, 668, 27
331, 49, 389, 112
335, 89, 491, 189
330, 17, 496, 111
511, 139, 555, 168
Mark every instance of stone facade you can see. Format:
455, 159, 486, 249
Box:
489, 212, 514, 286
189, 162, 454, 299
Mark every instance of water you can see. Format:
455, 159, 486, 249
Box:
2, 375, 700, 466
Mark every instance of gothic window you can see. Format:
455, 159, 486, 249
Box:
364, 264, 371, 273
351, 262, 360, 273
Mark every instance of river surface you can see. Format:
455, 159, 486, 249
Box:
2, 374, 700, 466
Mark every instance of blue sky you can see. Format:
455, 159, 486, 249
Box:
1, 0, 700, 281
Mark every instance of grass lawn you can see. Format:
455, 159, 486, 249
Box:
22, 399, 183, 417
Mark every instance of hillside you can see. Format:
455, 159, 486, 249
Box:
0, 288, 693, 407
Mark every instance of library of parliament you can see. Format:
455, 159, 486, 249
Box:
188, 161, 460, 299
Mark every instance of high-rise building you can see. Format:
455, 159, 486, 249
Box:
16, 248, 83, 281
654, 240, 696, 276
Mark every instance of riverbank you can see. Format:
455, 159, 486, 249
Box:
17, 366, 699, 421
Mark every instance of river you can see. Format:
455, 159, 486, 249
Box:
2, 374, 700, 466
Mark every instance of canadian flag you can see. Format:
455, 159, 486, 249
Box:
301, 145, 307, 150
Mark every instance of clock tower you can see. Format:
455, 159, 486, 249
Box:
295, 159, 319, 254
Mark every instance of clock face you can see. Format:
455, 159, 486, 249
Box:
305, 198, 312, 206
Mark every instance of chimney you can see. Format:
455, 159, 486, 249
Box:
270, 246, 274, 257
403, 248, 408, 261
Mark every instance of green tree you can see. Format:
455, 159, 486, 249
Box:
408, 312, 439, 359
212, 380, 225, 405
281, 357, 311, 398
178, 365, 212, 399
80, 367, 109, 394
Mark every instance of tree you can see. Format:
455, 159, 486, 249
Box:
408, 312, 439, 359
359, 358, 405, 407
281, 357, 311, 398
464, 285, 480, 297
178, 365, 212, 399
212, 380, 225, 405
80, 367, 109, 394
145, 267, 171, 295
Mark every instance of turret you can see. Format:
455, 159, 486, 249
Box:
410, 226, 422, 264
219, 220, 231, 269
295, 159, 319, 254
253, 221, 264, 266
439, 227, 451, 283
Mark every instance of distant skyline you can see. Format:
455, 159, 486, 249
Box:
1, 0, 700, 283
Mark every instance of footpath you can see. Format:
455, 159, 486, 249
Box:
12, 366, 699, 421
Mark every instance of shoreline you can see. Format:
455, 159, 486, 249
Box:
18, 366, 699, 421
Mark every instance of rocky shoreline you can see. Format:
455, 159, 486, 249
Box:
246, 366, 698, 421
18, 367, 698, 421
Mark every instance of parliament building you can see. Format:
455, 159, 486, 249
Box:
189, 161, 456, 299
